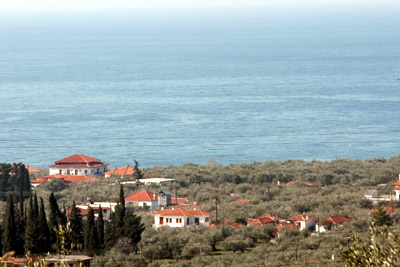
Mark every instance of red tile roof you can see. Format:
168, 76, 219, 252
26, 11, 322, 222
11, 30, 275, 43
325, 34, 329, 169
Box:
55, 154, 101, 163
285, 180, 315, 187
104, 165, 136, 176
392, 181, 400, 186
288, 214, 315, 221
48, 163, 108, 168
125, 190, 158, 201
49, 154, 108, 168
26, 166, 40, 173
326, 215, 352, 225
153, 208, 211, 217
260, 214, 284, 222
234, 199, 250, 204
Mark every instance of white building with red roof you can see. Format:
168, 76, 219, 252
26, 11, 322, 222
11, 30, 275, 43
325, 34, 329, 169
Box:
125, 190, 159, 211
49, 154, 108, 176
288, 214, 316, 231
152, 208, 211, 228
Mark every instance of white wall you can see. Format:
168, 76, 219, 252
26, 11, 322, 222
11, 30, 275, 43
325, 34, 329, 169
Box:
49, 166, 107, 175
153, 214, 210, 228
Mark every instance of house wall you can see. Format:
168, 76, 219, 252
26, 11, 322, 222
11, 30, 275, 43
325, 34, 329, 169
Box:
153, 214, 210, 228
126, 200, 158, 211
49, 166, 107, 175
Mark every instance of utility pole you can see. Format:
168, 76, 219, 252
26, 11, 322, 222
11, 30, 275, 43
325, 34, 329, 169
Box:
336, 193, 340, 228
214, 197, 219, 223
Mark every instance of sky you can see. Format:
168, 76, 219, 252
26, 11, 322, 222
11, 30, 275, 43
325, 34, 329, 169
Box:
0, 0, 398, 10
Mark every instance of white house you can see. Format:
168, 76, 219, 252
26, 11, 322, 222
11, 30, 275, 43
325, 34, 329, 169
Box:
152, 208, 211, 228
68, 201, 118, 220
49, 154, 108, 176
125, 190, 159, 211
287, 214, 316, 231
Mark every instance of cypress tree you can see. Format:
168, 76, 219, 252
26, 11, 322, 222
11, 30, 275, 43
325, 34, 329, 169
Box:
25, 195, 40, 253
33, 192, 39, 219
84, 207, 98, 256
38, 197, 51, 253
119, 184, 125, 211
123, 210, 145, 249
97, 205, 104, 249
105, 185, 127, 249
68, 201, 83, 250
3, 194, 17, 253
15, 191, 25, 255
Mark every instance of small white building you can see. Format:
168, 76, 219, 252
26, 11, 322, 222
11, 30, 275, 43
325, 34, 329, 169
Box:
49, 154, 108, 176
287, 214, 316, 231
125, 190, 159, 211
152, 208, 211, 228
69, 201, 118, 220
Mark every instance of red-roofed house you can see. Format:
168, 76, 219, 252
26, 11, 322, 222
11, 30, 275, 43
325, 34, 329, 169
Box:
49, 154, 108, 176
125, 190, 159, 211
247, 214, 283, 227
104, 165, 137, 178
288, 214, 316, 231
153, 208, 211, 228
326, 215, 352, 226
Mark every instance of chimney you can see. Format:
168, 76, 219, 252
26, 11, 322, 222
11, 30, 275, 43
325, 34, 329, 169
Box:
277, 180, 280, 186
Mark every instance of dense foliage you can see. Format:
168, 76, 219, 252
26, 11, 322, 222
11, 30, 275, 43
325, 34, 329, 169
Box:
0, 163, 30, 200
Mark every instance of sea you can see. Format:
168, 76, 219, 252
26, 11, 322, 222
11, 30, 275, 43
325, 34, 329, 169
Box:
1, 4, 400, 168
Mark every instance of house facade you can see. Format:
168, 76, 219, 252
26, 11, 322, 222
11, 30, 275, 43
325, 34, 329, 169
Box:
287, 214, 316, 231
49, 154, 108, 176
152, 208, 211, 228
125, 190, 159, 211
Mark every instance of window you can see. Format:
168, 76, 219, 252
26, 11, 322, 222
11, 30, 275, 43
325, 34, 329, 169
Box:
67, 170, 70, 175
59, 170, 62, 174
176, 218, 182, 223
85, 170, 88, 174
205, 217, 209, 222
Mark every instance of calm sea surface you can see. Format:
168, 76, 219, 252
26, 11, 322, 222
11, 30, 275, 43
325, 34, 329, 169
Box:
1, 6, 400, 168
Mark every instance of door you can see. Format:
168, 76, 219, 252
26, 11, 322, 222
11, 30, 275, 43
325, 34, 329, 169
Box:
75, 170, 78, 175
195, 218, 199, 225
160, 217, 164, 225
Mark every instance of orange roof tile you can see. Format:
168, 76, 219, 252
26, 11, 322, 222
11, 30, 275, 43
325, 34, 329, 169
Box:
26, 166, 40, 173
392, 181, 400, 186
55, 154, 101, 163
326, 215, 352, 225
260, 214, 284, 221
125, 190, 158, 201
104, 165, 136, 176
153, 208, 211, 217
285, 180, 315, 187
